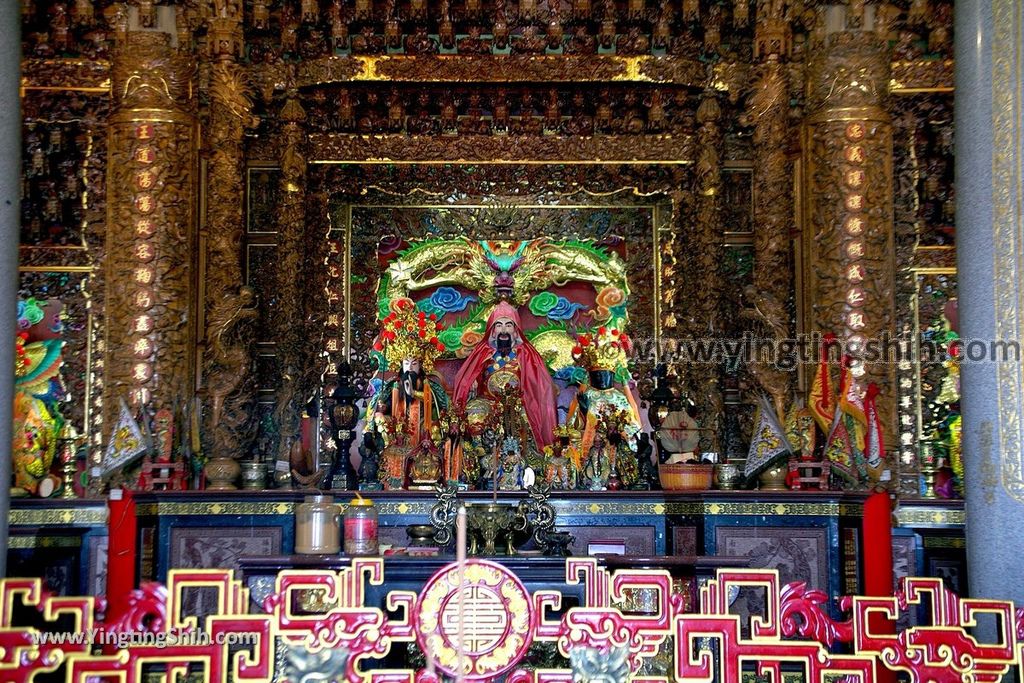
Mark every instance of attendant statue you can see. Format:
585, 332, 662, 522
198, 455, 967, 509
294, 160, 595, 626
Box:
568, 327, 643, 490
498, 435, 525, 490
544, 425, 580, 490
365, 299, 450, 489
452, 302, 558, 463
406, 429, 444, 489
634, 432, 658, 490
375, 418, 412, 490
357, 429, 383, 491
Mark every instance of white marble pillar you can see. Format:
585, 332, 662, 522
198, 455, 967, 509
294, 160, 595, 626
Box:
955, 0, 1024, 603
0, 0, 22, 576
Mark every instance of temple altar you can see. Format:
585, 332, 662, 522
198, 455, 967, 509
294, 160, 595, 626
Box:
7, 490, 967, 611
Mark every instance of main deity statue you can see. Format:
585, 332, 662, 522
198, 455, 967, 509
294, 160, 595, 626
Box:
451, 302, 557, 487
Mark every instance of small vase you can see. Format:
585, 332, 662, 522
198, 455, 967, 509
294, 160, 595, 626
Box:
758, 463, 788, 491
205, 457, 241, 490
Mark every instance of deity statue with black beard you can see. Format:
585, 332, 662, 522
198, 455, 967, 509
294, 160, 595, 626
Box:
364, 301, 450, 490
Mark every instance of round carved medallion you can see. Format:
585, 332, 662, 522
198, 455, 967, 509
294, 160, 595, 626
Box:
415, 559, 534, 680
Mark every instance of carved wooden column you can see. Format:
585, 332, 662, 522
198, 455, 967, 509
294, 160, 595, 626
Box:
272, 92, 309, 469
743, 2, 793, 423
104, 32, 197, 429
693, 87, 724, 454
802, 17, 896, 456
200, 9, 256, 486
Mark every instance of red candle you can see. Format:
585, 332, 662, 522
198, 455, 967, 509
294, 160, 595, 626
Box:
105, 488, 137, 625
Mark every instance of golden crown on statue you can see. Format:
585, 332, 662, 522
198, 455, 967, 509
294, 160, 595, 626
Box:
372, 298, 447, 371
572, 326, 632, 372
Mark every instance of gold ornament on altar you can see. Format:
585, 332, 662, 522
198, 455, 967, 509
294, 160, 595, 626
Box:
372, 298, 447, 371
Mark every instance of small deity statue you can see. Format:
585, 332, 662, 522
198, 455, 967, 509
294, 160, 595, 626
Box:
633, 432, 658, 490
386, 89, 406, 132
497, 435, 524, 490
376, 420, 413, 490
439, 92, 459, 133
280, 3, 299, 53
492, 9, 510, 49
543, 88, 562, 133
567, 327, 643, 490
408, 91, 439, 135
301, 0, 320, 24
544, 426, 580, 490
492, 88, 511, 133
620, 90, 646, 133
407, 429, 444, 490
439, 16, 456, 49
513, 24, 548, 54
565, 24, 597, 54
460, 92, 488, 134
336, 88, 357, 131
350, 24, 385, 54
598, 14, 616, 50
595, 89, 615, 132
566, 91, 595, 135
652, 9, 671, 49
546, 10, 564, 50
327, 0, 348, 49
617, 25, 649, 55
51, 2, 70, 53
357, 429, 383, 490
357, 91, 385, 133
384, 17, 401, 49
404, 25, 438, 54
72, 0, 93, 26
253, 0, 271, 29
458, 25, 492, 54
645, 89, 668, 132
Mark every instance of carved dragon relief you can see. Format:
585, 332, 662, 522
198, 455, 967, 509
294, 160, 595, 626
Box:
201, 13, 259, 460
272, 93, 312, 464
204, 287, 259, 457
690, 87, 725, 453
741, 54, 794, 423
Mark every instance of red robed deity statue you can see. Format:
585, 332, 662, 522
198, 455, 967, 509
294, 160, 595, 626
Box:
452, 301, 557, 450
